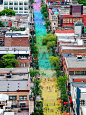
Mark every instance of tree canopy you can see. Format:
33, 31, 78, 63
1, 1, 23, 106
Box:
77, 0, 86, 5
49, 56, 60, 70
0, 9, 15, 16
57, 74, 68, 102
0, 21, 4, 27
1, 54, 19, 68
42, 33, 57, 45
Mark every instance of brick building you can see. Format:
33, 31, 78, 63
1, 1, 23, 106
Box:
4, 31, 29, 47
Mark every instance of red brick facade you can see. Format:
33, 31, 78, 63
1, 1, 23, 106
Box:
16, 59, 29, 68
4, 37, 29, 47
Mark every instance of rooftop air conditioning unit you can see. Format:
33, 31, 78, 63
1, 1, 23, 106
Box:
76, 55, 82, 61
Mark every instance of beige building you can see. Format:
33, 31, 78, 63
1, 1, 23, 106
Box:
49, 11, 58, 30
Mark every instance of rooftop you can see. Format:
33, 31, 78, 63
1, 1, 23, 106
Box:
0, 80, 29, 91
62, 53, 76, 59
65, 57, 86, 68
62, 46, 86, 50
0, 74, 28, 81
0, 68, 29, 74
72, 82, 86, 87
5, 31, 29, 38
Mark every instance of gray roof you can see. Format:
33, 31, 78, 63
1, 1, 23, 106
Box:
0, 74, 28, 81
0, 80, 29, 91
72, 82, 86, 87
65, 57, 86, 68
0, 68, 29, 73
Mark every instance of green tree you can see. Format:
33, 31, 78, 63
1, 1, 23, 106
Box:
0, 60, 4, 68
0, 21, 4, 27
30, 69, 39, 78
2, 54, 19, 68
32, 107, 44, 115
41, 6, 47, 13
42, 33, 57, 45
47, 41, 56, 56
43, 12, 48, 18
0, 9, 15, 16
49, 56, 60, 70
57, 74, 68, 102
77, 0, 86, 5
31, 79, 43, 96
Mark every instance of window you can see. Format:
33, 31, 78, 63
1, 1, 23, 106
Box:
9, 96, 17, 100
24, 63, 27, 67
4, 1, 8, 5
54, 23, 56, 25
9, 1, 13, 5
63, 18, 66, 23
19, 1, 23, 5
9, 6, 13, 10
75, 71, 84, 75
69, 71, 74, 75
67, 19, 69, 23
14, 7, 18, 10
20, 63, 23, 67
4, 6, 8, 9
19, 7, 23, 10
15, 11, 18, 13
70, 18, 72, 23
19, 11, 23, 13
6, 22, 8, 24
14, 1, 18, 5
19, 95, 27, 100
80, 18, 82, 22
24, 7, 28, 10
73, 18, 75, 23
3, 22, 5, 24
24, 2, 28, 5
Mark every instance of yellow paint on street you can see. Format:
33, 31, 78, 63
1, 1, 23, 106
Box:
40, 77, 62, 115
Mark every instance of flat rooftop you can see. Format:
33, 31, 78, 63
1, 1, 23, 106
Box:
62, 46, 86, 50
0, 68, 29, 73
0, 74, 28, 81
72, 82, 86, 87
0, 80, 29, 91
65, 57, 86, 68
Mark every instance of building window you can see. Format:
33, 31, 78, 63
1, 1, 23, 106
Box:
70, 18, 72, 23
63, 18, 66, 23
19, 1, 23, 5
24, 63, 27, 67
19, 96, 27, 100
9, 1, 13, 5
4, 1, 8, 5
19, 7, 23, 10
69, 71, 74, 75
24, 7, 28, 10
15, 11, 18, 13
19, 11, 23, 13
67, 19, 69, 23
20, 63, 23, 67
6, 22, 8, 24
9, 96, 17, 100
9, 6, 13, 10
14, 1, 18, 5
54, 23, 56, 25
24, 2, 28, 5
80, 18, 82, 22
14, 7, 18, 10
4, 6, 8, 9
75, 71, 84, 75
73, 18, 75, 23
3, 22, 5, 25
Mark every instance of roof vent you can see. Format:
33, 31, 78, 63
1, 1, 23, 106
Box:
76, 55, 82, 61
